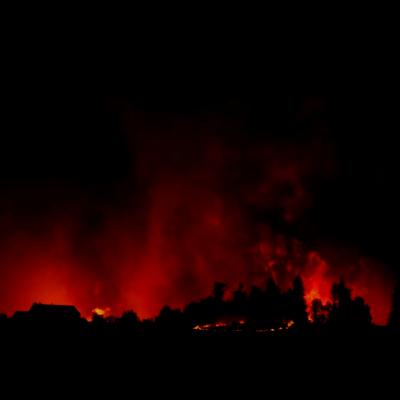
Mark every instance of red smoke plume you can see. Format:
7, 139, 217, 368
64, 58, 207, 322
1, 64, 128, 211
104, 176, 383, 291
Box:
0, 110, 394, 324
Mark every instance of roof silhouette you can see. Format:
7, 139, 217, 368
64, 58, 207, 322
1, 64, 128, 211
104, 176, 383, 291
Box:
28, 303, 81, 319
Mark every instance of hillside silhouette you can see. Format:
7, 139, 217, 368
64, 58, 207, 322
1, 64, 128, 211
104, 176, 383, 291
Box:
0, 277, 399, 340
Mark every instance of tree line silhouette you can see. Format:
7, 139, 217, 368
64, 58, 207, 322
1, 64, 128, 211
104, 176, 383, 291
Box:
0, 277, 399, 338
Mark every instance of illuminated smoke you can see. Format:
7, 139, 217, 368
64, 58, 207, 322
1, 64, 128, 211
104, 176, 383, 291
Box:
0, 108, 393, 325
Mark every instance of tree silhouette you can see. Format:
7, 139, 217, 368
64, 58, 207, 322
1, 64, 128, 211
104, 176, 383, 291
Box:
332, 278, 352, 307
352, 297, 372, 327
248, 285, 264, 325
0, 278, 382, 338
265, 278, 282, 327
155, 306, 189, 333
119, 310, 140, 334
287, 276, 308, 328
329, 279, 371, 330
231, 283, 247, 317
213, 282, 226, 302
311, 299, 329, 325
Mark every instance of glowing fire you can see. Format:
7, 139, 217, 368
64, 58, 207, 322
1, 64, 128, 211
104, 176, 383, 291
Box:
305, 289, 321, 305
193, 322, 228, 331
255, 320, 295, 334
91, 307, 112, 318
193, 319, 294, 333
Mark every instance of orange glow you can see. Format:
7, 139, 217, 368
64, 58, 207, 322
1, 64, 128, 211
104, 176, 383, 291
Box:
193, 322, 228, 331
91, 307, 111, 318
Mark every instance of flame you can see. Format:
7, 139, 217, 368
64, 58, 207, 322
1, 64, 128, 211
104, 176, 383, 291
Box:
305, 289, 322, 305
193, 319, 294, 333
91, 307, 111, 318
193, 321, 228, 331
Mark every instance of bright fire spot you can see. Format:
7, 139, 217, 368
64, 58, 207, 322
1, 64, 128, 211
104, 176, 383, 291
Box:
305, 289, 322, 305
193, 319, 294, 333
91, 307, 112, 318
193, 321, 228, 331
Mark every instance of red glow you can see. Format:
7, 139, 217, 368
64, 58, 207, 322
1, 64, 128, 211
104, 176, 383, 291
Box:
0, 126, 394, 325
